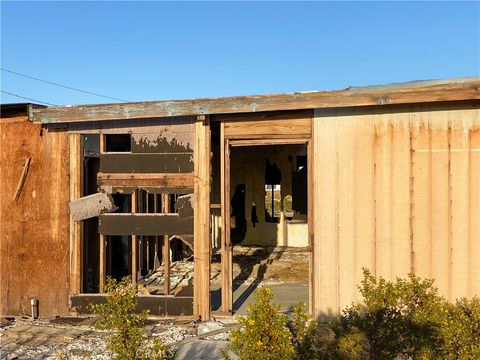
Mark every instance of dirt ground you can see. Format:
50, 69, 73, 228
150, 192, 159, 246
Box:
137, 245, 309, 295
211, 245, 310, 287
0, 246, 308, 359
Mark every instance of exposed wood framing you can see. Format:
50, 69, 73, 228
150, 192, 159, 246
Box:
99, 234, 105, 292
220, 122, 233, 313
99, 153, 194, 173
69, 134, 83, 294
229, 139, 309, 147
153, 194, 160, 271
131, 190, 138, 284
163, 193, 171, 296
13, 157, 31, 201
32, 78, 480, 123
98, 213, 193, 235
97, 172, 194, 188
193, 115, 211, 320
99, 133, 105, 153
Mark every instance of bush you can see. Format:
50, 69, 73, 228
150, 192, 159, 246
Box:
289, 302, 336, 360
224, 273, 480, 360
92, 276, 174, 360
439, 297, 480, 359
224, 287, 296, 360
332, 269, 444, 359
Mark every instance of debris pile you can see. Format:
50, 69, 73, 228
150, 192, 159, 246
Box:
138, 260, 194, 295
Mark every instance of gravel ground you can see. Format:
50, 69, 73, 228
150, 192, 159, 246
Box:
0, 317, 235, 360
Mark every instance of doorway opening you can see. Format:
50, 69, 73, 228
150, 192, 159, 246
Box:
211, 138, 311, 315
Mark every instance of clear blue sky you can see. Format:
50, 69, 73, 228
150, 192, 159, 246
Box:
1, 1, 479, 105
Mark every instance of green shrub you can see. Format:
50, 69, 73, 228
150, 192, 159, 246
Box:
223, 273, 480, 360
332, 269, 444, 359
92, 276, 174, 360
224, 287, 296, 360
289, 302, 336, 360
439, 296, 480, 359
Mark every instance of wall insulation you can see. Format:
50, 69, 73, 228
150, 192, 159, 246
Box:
312, 102, 480, 318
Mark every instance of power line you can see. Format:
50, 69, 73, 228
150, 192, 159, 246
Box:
1, 68, 129, 102
1, 90, 57, 106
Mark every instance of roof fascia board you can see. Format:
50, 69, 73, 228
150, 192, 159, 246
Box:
31, 77, 480, 124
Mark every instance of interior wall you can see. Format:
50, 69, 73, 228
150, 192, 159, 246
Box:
312, 101, 480, 318
230, 144, 308, 247
0, 117, 70, 317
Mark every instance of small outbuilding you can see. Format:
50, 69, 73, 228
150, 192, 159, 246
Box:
1, 77, 479, 320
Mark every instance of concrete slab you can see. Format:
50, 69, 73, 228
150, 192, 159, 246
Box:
212, 283, 308, 316
176, 339, 232, 360
233, 283, 308, 316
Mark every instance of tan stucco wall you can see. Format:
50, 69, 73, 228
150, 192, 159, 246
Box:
312, 102, 480, 318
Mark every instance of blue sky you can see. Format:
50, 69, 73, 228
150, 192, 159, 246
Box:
1, 1, 479, 105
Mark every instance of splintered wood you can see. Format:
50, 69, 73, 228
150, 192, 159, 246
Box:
69, 192, 116, 221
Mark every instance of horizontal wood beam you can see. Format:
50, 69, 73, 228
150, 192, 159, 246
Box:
229, 138, 309, 147
31, 78, 480, 123
97, 172, 194, 188
99, 214, 193, 235
99, 153, 194, 173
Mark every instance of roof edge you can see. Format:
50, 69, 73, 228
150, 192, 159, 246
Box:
31, 76, 480, 124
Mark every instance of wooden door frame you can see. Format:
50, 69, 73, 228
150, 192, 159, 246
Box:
220, 130, 314, 315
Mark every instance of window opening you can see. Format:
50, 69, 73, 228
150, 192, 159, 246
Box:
104, 134, 131, 152
264, 160, 282, 223
112, 193, 132, 213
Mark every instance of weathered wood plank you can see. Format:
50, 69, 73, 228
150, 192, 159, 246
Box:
99, 153, 194, 173
193, 116, 211, 320
222, 111, 312, 139
69, 134, 83, 294
99, 234, 106, 293
69, 192, 116, 221
99, 214, 193, 236
32, 78, 480, 123
131, 190, 138, 284
97, 172, 194, 189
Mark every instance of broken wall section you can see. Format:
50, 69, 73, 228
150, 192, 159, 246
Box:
0, 115, 70, 317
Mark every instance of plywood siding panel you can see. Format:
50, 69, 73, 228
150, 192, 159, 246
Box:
390, 112, 412, 278
411, 112, 433, 279
470, 126, 480, 297
337, 115, 356, 309
353, 115, 375, 301
374, 117, 393, 280
0, 118, 70, 317
313, 109, 338, 317
429, 112, 452, 299
313, 103, 479, 318
450, 114, 471, 299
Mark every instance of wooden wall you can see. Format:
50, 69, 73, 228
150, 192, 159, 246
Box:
312, 101, 480, 318
0, 116, 70, 317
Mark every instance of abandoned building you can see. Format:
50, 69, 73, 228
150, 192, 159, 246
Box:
0, 77, 479, 321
